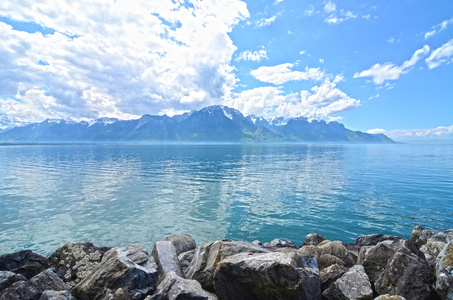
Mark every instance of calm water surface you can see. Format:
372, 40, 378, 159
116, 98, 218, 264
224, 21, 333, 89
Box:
0, 143, 452, 256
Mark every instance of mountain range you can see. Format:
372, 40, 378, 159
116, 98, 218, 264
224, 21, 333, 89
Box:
0, 105, 394, 143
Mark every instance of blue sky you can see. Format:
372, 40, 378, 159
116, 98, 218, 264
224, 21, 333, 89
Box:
0, 0, 452, 140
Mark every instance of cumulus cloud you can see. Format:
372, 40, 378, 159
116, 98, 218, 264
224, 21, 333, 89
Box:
256, 15, 277, 27
354, 45, 430, 85
367, 125, 453, 141
251, 63, 325, 85
426, 39, 453, 69
0, 0, 249, 125
226, 76, 360, 120
237, 50, 268, 61
424, 17, 453, 40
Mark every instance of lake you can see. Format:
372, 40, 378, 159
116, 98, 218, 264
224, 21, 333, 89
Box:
0, 143, 452, 256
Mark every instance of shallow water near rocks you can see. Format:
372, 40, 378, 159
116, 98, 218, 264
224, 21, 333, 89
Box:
0, 143, 452, 256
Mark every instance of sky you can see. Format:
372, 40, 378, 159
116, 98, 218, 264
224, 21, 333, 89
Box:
0, 0, 452, 141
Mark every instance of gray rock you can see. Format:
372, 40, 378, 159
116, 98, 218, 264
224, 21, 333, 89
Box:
421, 241, 445, 273
356, 234, 402, 248
302, 233, 325, 247
152, 241, 183, 281
147, 272, 217, 300
161, 234, 196, 256
262, 239, 297, 249
39, 290, 76, 300
213, 251, 321, 300
178, 249, 197, 279
0, 280, 42, 300
436, 242, 453, 278
0, 270, 27, 291
357, 239, 421, 283
72, 245, 158, 300
0, 250, 47, 279
191, 240, 269, 292
46, 243, 111, 287
30, 269, 69, 292
299, 240, 357, 269
429, 229, 453, 244
323, 265, 373, 300
375, 250, 433, 300
435, 266, 453, 300
410, 225, 435, 248
319, 263, 348, 291
374, 295, 406, 300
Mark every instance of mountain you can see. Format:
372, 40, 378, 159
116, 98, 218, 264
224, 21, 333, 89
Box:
0, 105, 394, 143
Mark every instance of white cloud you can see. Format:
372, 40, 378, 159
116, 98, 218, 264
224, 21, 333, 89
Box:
426, 39, 453, 69
256, 15, 277, 27
354, 45, 430, 85
367, 125, 453, 140
227, 77, 360, 120
319, 58, 325, 64
299, 50, 306, 55
251, 63, 325, 85
304, 5, 317, 16
324, 2, 337, 13
237, 50, 268, 61
424, 17, 453, 40
0, 0, 249, 125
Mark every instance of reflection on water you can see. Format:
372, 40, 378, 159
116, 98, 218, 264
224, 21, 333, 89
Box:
0, 143, 452, 256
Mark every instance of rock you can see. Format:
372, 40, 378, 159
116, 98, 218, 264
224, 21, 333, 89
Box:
151, 241, 183, 281
299, 240, 357, 269
301, 233, 325, 247
147, 272, 218, 300
319, 263, 348, 291
410, 225, 435, 248
46, 243, 111, 287
72, 245, 159, 300
436, 242, 453, 278
374, 249, 433, 300
30, 269, 69, 291
161, 234, 196, 256
191, 240, 269, 292
435, 266, 453, 300
111, 288, 133, 300
430, 229, 453, 244
178, 249, 197, 279
421, 241, 445, 273
0, 250, 47, 279
213, 251, 321, 300
262, 239, 297, 249
356, 234, 402, 248
0, 270, 27, 291
252, 240, 262, 246
323, 265, 373, 300
374, 295, 406, 300
39, 290, 76, 300
357, 239, 421, 283
0, 280, 42, 300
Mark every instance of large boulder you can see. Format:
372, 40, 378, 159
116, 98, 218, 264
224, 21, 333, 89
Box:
262, 239, 297, 249
0, 250, 47, 279
374, 248, 434, 300
191, 240, 269, 292
30, 269, 69, 292
151, 241, 183, 281
160, 234, 196, 256
357, 239, 422, 283
319, 263, 348, 292
213, 251, 321, 300
374, 295, 406, 300
39, 290, 76, 300
178, 249, 197, 279
409, 226, 435, 248
46, 243, 111, 286
356, 234, 402, 248
0, 280, 42, 300
322, 265, 373, 300
0, 270, 27, 291
435, 242, 453, 299
301, 233, 325, 247
147, 272, 217, 300
72, 245, 159, 300
299, 240, 357, 269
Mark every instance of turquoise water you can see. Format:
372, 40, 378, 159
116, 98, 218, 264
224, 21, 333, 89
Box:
0, 143, 452, 256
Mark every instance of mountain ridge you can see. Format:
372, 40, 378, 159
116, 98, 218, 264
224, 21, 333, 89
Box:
0, 105, 394, 143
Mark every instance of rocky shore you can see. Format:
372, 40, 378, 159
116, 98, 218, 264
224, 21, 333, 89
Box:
0, 226, 452, 300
